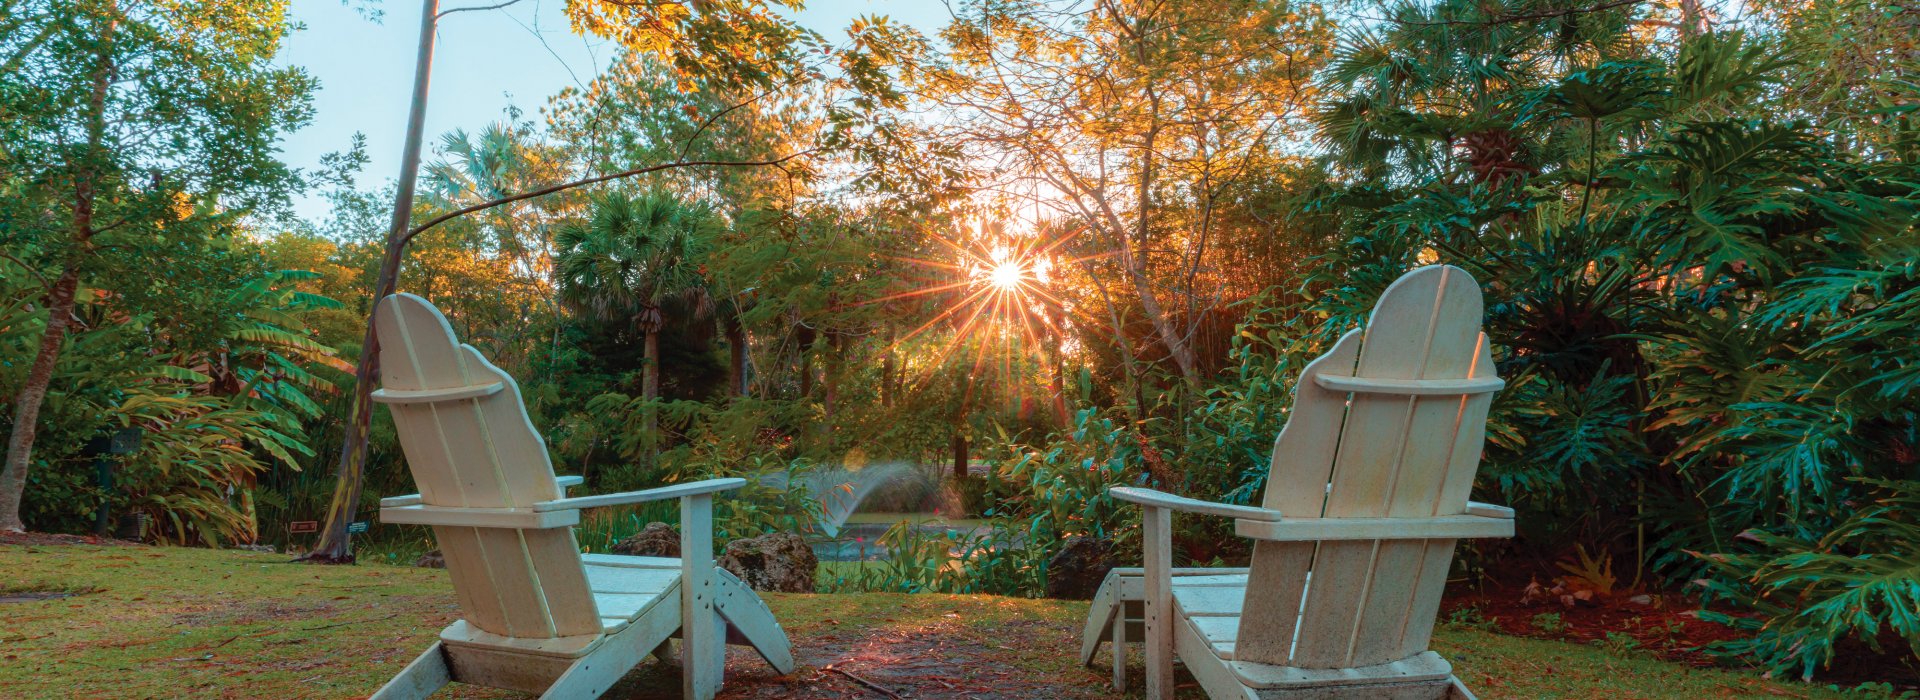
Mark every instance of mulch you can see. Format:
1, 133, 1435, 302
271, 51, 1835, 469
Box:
1442, 587, 1749, 667
1442, 569, 1920, 688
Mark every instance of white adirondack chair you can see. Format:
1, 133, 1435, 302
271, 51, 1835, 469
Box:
366, 293, 796, 700
1084, 265, 1515, 700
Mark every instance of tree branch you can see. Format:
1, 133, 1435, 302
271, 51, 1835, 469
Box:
399, 152, 814, 247
0, 251, 49, 287
436, 0, 527, 19
1377, 0, 1645, 27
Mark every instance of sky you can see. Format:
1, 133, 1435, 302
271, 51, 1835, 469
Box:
274, 0, 953, 222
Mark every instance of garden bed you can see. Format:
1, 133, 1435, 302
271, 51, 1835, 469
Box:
0, 542, 1869, 699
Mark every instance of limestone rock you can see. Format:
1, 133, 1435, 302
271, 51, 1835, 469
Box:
717, 532, 816, 593
1046, 536, 1114, 600
611, 522, 682, 557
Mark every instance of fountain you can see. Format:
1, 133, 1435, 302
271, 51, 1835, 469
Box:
757, 461, 985, 561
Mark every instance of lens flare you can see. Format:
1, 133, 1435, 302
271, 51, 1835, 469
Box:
987, 261, 1023, 290
843, 221, 1115, 400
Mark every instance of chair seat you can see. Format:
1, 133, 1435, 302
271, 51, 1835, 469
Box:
581, 553, 682, 633
1170, 576, 1454, 691
1170, 576, 1250, 659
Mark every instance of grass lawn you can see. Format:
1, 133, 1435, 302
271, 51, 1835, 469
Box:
0, 544, 1848, 699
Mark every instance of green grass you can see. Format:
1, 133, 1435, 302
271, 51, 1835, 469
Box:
0, 544, 1855, 699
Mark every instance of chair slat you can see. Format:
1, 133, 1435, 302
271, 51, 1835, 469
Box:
527, 529, 603, 637
475, 528, 560, 637
1395, 538, 1458, 658
1350, 266, 1485, 667
1233, 540, 1314, 664
1239, 328, 1359, 667
458, 346, 565, 508
1263, 328, 1362, 515
1435, 337, 1499, 516
434, 525, 510, 634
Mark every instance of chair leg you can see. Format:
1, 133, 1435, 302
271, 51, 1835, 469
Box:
1142, 505, 1174, 700
1112, 600, 1128, 691
371, 642, 452, 700
538, 607, 679, 700
713, 570, 797, 674
681, 493, 724, 700
1079, 573, 1119, 667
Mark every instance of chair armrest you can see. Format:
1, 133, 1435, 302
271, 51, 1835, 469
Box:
1235, 513, 1514, 541
1467, 501, 1513, 518
379, 473, 588, 509
531, 477, 747, 512
1110, 486, 1282, 521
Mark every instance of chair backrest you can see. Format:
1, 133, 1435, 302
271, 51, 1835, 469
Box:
1234, 265, 1499, 669
375, 293, 603, 640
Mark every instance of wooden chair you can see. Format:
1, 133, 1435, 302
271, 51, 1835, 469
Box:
1084, 265, 1514, 699
366, 293, 795, 700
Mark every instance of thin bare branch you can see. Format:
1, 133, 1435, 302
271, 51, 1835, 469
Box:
400, 151, 814, 247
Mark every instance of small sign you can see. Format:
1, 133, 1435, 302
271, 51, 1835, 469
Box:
288, 520, 319, 534
347, 521, 370, 534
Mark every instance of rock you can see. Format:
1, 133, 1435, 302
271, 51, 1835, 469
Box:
611, 522, 681, 557
1627, 594, 1655, 605
1045, 536, 1114, 600
233, 543, 276, 554
414, 550, 445, 568
716, 533, 816, 593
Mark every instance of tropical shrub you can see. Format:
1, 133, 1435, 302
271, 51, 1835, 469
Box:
1273, 17, 1920, 676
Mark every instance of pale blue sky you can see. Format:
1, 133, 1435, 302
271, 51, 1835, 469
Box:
275, 0, 952, 221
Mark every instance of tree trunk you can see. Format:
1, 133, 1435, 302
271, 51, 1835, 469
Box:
1127, 91, 1200, 386
302, 0, 438, 563
951, 433, 969, 481
724, 315, 748, 397
821, 332, 839, 439
0, 9, 115, 532
643, 326, 660, 444
796, 324, 816, 401
0, 267, 81, 532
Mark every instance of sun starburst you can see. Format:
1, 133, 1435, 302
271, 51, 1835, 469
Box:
843, 219, 1115, 406
987, 260, 1024, 290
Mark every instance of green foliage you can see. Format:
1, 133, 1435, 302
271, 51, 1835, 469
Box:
1288, 15, 1920, 677
1596, 631, 1642, 655
1444, 606, 1499, 633
1693, 479, 1920, 681
1532, 612, 1567, 634
555, 191, 719, 327
1, 249, 345, 544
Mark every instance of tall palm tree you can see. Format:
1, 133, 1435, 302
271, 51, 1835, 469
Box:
554, 190, 718, 440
